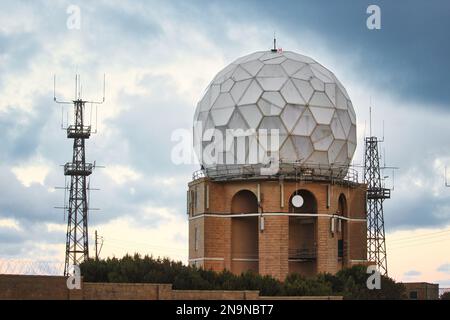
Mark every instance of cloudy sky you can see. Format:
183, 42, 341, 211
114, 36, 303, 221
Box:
0, 0, 449, 286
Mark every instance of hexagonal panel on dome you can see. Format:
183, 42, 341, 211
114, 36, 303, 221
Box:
310, 106, 334, 125
328, 140, 346, 164
239, 104, 263, 129
193, 49, 357, 177
293, 108, 316, 136
292, 136, 314, 160
237, 80, 262, 105
280, 137, 298, 162
292, 79, 314, 102
281, 104, 305, 132
221, 78, 234, 92
281, 59, 306, 76
257, 98, 283, 116
280, 80, 305, 105
311, 125, 334, 151
230, 79, 252, 103
257, 77, 287, 91
241, 60, 264, 76
210, 107, 235, 126
292, 65, 314, 81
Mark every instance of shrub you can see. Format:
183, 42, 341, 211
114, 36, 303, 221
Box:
80, 254, 405, 299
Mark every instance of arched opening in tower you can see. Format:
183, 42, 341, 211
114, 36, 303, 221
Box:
288, 189, 318, 276
337, 193, 348, 270
231, 190, 259, 274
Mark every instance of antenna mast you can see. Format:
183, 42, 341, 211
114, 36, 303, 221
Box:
271, 33, 277, 52
364, 106, 390, 276
54, 74, 105, 275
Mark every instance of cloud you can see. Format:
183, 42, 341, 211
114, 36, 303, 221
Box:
437, 263, 450, 274
103, 165, 141, 185
0, 1, 449, 288
403, 270, 422, 277
12, 163, 50, 187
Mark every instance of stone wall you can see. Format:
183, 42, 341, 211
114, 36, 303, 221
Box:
0, 274, 342, 300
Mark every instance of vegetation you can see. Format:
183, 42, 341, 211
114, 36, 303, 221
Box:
440, 291, 450, 300
80, 253, 406, 299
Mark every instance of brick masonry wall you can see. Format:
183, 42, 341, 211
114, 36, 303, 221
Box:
188, 178, 367, 280
259, 215, 289, 280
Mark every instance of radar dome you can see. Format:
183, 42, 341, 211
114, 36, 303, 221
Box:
193, 50, 357, 178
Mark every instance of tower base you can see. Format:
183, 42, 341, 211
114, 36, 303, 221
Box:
187, 177, 367, 281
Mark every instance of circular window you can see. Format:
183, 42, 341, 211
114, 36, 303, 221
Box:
292, 195, 304, 208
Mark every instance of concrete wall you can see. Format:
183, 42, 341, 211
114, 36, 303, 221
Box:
0, 275, 342, 300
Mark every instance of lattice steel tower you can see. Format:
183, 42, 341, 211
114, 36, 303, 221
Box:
54, 75, 104, 275
364, 136, 390, 276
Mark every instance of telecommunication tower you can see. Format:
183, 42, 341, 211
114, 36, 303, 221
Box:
363, 108, 391, 276
54, 75, 105, 275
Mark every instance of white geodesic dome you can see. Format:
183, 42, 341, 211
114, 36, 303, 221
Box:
193, 50, 357, 178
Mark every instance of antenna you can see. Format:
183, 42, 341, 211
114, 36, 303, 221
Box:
271, 32, 277, 52
95, 230, 104, 261
446, 166, 450, 187
392, 168, 395, 191
53, 74, 106, 275
54, 74, 106, 104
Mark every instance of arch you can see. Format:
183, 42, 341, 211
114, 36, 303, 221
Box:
338, 193, 348, 217
231, 190, 258, 214
288, 189, 318, 276
337, 193, 347, 268
289, 189, 317, 213
231, 189, 259, 274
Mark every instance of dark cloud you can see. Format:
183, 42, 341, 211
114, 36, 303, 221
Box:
0, 167, 59, 224
0, 97, 53, 161
219, 0, 450, 108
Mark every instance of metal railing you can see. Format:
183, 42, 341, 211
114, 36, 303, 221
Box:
192, 162, 360, 184
288, 248, 317, 261
66, 125, 91, 138
367, 187, 391, 199
64, 162, 93, 176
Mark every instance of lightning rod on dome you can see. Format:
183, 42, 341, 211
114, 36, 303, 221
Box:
272, 32, 277, 52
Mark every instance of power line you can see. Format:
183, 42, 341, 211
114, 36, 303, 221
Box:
388, 228, 450, 243
106, 237, 186, 253
389, 235, 450, 250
